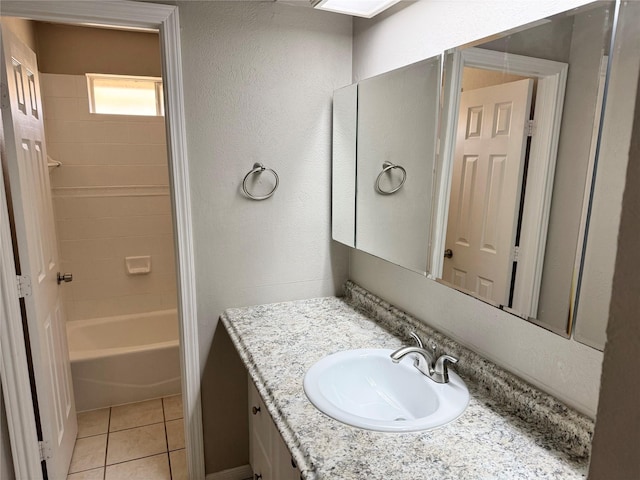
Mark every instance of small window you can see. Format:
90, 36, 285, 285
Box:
87, 74, 164, 116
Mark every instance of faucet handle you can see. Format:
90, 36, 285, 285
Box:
434, 354, 458, 383
408, 331, 424, 349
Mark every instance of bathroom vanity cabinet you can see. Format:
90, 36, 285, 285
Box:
249, 380, 301, 480
223, 283, 592, 480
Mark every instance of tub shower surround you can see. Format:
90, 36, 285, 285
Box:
221, 281, 593, 480
42, 73, 177, 322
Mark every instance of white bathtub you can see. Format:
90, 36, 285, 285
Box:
67, 309, 181, 411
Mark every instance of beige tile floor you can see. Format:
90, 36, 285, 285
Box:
68, 395, 185, 480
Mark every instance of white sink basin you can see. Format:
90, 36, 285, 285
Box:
303, 348, 469, 432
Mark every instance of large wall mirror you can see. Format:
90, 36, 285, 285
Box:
332, 1, 620, 348
433, 1, 615, 338
332, 83, 357, 248
332, 55, 441, 274
357, 57, 440, 274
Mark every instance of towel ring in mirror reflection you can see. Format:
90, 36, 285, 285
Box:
242, 162, 279, 200
375, 161, 407, 195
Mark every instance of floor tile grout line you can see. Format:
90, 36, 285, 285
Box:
105, 451, 170, 468
68, 465, 105, 476
162, 397, 167, 423
76, 430, 110, 440
167, 450, 173, 480
108, 419, 166, 434
103, 407, 111, 480
163, 405, 173, 480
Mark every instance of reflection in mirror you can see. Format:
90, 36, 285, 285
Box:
440, 48, 567, 318
332, 84, 357, 247
434, 2, 615, 333
574, 0, 639, 351
356, 56, 441, 274
445, 73, 534, 310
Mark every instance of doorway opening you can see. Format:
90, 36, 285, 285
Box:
0, 3, 203, 480
3, 18, 185, 479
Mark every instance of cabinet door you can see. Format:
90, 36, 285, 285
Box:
273, 432, 301, 480
250, 438, 273, 480
248, 380, 272, 478
249, 379, 301, 480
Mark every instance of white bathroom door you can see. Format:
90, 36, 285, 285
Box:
1, 27, 77, 479
444, 78, 533, 306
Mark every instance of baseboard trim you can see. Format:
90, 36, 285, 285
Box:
206, 465, 253, 480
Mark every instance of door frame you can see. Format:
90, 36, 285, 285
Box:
432, 47, 568, 319
0, 2, 205, 479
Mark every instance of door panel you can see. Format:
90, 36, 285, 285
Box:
444, 78, 533, 306
480, 154, 507, 253
1, 26, 76, 479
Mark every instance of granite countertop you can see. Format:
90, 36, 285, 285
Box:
220, 281, 592, 480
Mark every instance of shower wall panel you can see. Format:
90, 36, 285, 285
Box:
42, 73, 178, 321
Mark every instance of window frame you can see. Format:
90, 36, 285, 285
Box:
86, 73, 164, 116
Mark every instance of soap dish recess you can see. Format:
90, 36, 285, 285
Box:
126, 256, 151, 275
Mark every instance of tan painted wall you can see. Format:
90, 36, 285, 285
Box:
0, 17, 37, 51
461, 67, 526, 91
34, 22, 161, 76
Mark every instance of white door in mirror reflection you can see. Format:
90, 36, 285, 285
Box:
444, 78, 533, 306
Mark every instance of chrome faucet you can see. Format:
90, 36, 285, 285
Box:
390, 332, 458, 384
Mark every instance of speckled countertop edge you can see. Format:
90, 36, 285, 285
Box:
343, 280, 594, 458
222, 312, 314, 477
221, 282, 593, 480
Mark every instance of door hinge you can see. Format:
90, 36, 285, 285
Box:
16, 275, 32, 298
38, 440, 50, 461
512, 246, 520, 262
527, 119, 536, 137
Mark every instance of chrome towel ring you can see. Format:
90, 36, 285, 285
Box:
375, 161, 407, 195
242, 162, 279, 200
